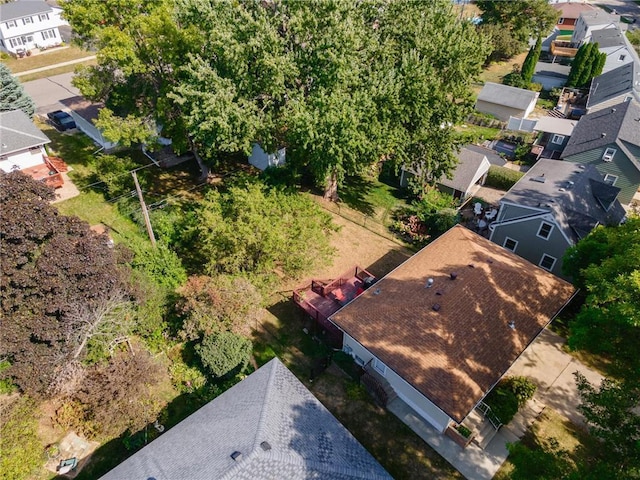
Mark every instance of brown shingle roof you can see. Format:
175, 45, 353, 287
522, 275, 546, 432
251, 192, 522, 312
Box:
330, 225, 575, 423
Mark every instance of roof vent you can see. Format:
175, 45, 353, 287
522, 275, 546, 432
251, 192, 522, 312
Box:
260, 441, 272, 451
435, 290, 443, 296
450, 272, 458, 280
531, 175, 546, 183
432, 303, 441, 312
487, 259, 494, 264
468, 264, 475, 268
508, 321, 516, 330
425, 278, 434, 288
601, 132, 606, 138
611, 108, 616, 113
559, 188, 565, 192
231, 451, 243, 461
373, 288, 381, 295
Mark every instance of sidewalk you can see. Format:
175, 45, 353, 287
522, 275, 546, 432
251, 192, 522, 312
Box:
15, 55, 96, 77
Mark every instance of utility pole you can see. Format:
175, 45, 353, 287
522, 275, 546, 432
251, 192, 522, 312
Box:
132, 171, 156, 247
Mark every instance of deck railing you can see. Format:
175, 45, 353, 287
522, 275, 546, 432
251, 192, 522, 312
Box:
476, 401, 502, 431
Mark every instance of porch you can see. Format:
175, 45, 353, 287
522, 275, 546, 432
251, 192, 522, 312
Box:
550, 40, 578, 58
21, 156, 68, 189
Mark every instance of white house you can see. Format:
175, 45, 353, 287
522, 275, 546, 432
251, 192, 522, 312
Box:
60, 96, 118, 151
0, 0, 68, 55
330, 225, 575, 434
475, 82, 539, 121
590, 27, 635, 74
571, 10, 619, 46
248, 142, 286, 171
0, 109, 50, 172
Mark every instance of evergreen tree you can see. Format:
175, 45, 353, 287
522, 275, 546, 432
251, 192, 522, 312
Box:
521, 36, 542, 84
0, 63, 35, 118
568, 43, 606, 88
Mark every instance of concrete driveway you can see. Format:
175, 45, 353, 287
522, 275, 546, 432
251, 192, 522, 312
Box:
506, 327, 604, 427
22, 72, 81, 115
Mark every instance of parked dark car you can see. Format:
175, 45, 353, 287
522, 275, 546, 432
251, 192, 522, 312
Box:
47, 110, 76, 131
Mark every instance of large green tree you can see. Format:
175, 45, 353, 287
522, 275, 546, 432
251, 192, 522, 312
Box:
62, 0, 489, 199
0, 63, 35, 118
0, 171, 132, 396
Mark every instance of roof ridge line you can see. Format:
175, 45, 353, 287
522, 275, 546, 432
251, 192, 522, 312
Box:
0, 123, 50, 144
251, 357, 279, 451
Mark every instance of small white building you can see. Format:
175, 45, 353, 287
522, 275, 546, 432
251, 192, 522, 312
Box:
0, 1, 68, 55
60, 96, 118, 151
248, 143, 286, 171
475, 82, 539, 121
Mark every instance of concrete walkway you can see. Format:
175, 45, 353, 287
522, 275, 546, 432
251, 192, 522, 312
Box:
15, 55, 96, 77
388, 327, 604, 480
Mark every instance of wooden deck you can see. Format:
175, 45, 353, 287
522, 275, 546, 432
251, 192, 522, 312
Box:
21, 158, 65, 188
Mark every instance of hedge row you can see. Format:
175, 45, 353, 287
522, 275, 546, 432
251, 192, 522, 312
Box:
485, 165, 524, 191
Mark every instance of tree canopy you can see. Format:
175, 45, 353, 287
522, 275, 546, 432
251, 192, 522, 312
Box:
0, 63, 35, 118
477, 0, 558, 46
62, 0, 490, 198
0, 172, 132, 396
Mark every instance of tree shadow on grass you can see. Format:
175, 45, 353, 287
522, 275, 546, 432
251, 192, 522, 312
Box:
339, 175, 377, 216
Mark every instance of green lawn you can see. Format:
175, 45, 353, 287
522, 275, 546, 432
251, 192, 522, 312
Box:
18, 60, 97, 82
339, 172, 410, 224
3, 45, 92, 73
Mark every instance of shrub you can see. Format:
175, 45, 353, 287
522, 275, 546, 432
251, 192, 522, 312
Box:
0, 397, 42, 480
504, 376, 537, 406
485, 165, 524, 190
196, 331, 252, 379
455, 424, 473, 438
485, 385, 519, 425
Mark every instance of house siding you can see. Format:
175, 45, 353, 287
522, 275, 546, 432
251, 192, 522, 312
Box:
68, 112, 117, 150
600, 46, 633, 74
490, 217, 571, 278
564, 145, 640, 205
475, 100, 529, 122
342, 333, 452, 432
588, 94, 635, 113
0, 147, 46, 172
497, 203, 540, 223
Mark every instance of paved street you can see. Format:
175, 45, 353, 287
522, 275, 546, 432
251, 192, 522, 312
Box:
22, 72, 81, 115
595, 0, 640, 27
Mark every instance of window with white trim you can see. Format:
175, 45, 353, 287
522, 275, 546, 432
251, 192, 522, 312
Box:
503, 237, 518, 252
539, 254, 557, 271
537, 221, 554, 240
6, 20, 17, 28
558, 18, 564, 24
603, 174, 618, 186
373, 358, 387, 376
602, 147, 616, 162
9, 37, 23, 48
22, 17, 33, 25
39, 13, 50, 21
41, 29, 56, 40
619, 54, 626, 61
551, 134, 565, 145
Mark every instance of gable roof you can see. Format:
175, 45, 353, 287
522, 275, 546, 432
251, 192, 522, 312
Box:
591, 26, 626, 48
0, 110, 50, 157
533, 117, 577, 136
60, 96, 104, 123
561, 100, 640, 160
438, 147, 490, 193
477, 82, 539, 110
501, 159, 626, 242
100, 358, 391, 480
552, 2, 596, 20
462, 144, 507, 166
330, 225, 575, 424
587, 62, 639, 109
0, 1, 51, 22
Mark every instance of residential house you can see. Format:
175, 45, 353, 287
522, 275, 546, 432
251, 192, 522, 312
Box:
435, 146, 491, 200
248, 142, 286, 171
531, 117, 577, 160
0, 0, 67, 55
571, 10, 619, 46
586, 62, 640, 112
330, 224, 575, 434
488, 159, 626, 278
100, 358, 392, 480
59, 96, 118, 151
475, 82, 539, 121
553, 2, 597, 32
561, 100, 640, 205
0, 109, 64, 188
591, 27, 634, 74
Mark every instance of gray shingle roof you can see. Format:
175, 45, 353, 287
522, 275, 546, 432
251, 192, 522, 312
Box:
502, 159, 626, 242
591, 27, 625, 48
99, 358, 392, 480
438, 147, 490, 193
0, 0, 51, 22
579, 10, 619, 27
462, 144, 507, 166
561, 100, 640, 160
586, 63, 639, 109
477, 82, 539, 110
0, 110, 50, 156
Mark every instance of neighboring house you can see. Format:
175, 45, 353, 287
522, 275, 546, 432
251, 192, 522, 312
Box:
561, 100, 640, 205
100, 358, 392, 480
532, 61, 570, 90
591, 27, 634, 74
461, 143, 507, 167
586, 61, 640, 112
531, 116, 577, 160
571, 10, 619, 46
330, 224, 575, 434
59, 96, 118, 151
248, 143, 286, 171
475, 83, 539, 121
543, 1, 597, 53
435, 146, 491, 200
0, 0, 67, 55
489, 159, 626, 278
